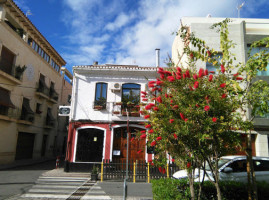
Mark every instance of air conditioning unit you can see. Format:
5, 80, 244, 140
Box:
58, 106, 71, 116
111, 83, 121, 92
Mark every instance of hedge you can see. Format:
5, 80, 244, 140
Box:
151, 178, 269, 200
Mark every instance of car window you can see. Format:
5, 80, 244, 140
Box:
227, 160, 247, 172
205, 159, 230, 171
254, 160, 269, 171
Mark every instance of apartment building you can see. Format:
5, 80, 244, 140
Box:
0, 0, 72, 164
172, 17, 269, 156
65, 64, 157, 171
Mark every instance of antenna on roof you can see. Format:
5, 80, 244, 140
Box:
26, 10, 32, 17
236, 2, 245, 18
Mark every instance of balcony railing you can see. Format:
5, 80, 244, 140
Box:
112, 102, 141, 117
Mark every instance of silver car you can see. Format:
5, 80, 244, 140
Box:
172, 156, 269, 183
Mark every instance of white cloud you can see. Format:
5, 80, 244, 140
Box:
60, 0, 268, 68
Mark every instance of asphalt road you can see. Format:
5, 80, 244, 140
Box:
0, 160, 55, 200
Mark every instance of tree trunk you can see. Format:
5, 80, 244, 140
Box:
246, 133, 258, 200
215, 181, 222, 200
188, 171, 195, 200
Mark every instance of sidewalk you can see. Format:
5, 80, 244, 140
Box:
42, 168, 153, 199
0, 157, 54, 170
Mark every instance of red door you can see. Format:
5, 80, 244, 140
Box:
113, 127, 145, 163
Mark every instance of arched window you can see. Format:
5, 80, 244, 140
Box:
122, 83, 141, 107
94, 82, 107, 108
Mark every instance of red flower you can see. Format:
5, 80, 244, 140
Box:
186, 70, 190, 78
141, 91, 147, 95
193, 74, 198, 80
208, 74, 213, 82
187, 162, 191, 168
148, 159, 152, 163
144, 115, 150, 119
220, 83, 226, 88
156, 136, 162, 141
140, 134, 146, 139
148, 84, 155, 88
177, 67, 182, 73
198, 68, 204, 78
145, 104, 152, 110
207, 50, 211, 57
148, 129, 154, 134
151, 141, 157, 146
176, 75, 182, 80
193, 81, 199, 89
204, 105, 210, 111
153, 107, 159, 111
212, 117, 217, 122
236, 77, 243, 80
196, 104, 200, 108
173, 105, 179, 109
221, 94, 227, 99
167, 76, 175, 82
137, 150, 143, 154
165, 93, 168, 98
162, 168, 166, 174
148, 81, 156, 85
156, 81, 163, 85
131, 137, 135, 142
209, 71, 215, 74
183, 74, 186, 79
185, 118, 188, 122
151, 162, 154, 166
169, 119, 174, 123
157, 67, 164, 74
142, 98, 148, 101
180, 113, 185, 120
140, 130, 146, 134
145, 124, 151, 129
170, 100, 174, 104
174, 133, 178, 139
141, 95, 146, 98
160, 74, 165, 80
233, 73, 239, 77
156, 96, 162, 103
164, 71, 172, 76
221, 64, 225, 74
172, 159, 175, 162
205, 69, 209, 76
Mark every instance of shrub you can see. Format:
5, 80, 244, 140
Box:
151, 179, 269, 200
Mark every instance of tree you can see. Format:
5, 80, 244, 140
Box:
140, 19, 243, 200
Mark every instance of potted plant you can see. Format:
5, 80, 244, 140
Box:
94, 105, 103, 110
15, 65, 27, 80
115, 102, 123, 105
113, 111, 120, 115
91, 165, 99, 181
131, 111, 140, 117
127, 101, 135, 107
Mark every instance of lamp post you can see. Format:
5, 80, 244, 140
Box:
123, 108, 129, 200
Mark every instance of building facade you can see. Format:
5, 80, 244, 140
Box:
65, 64, 158, 171
0, 0, 71, 164
172, 17, 269, 156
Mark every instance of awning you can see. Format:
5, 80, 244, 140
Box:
0, 87, 15, 108
22, 98, 34, 114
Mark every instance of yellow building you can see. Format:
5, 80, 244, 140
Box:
0, 0, 72, 164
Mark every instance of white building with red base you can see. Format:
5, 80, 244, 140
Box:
65, 64, 158, 171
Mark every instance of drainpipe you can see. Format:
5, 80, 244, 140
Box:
155, 48, 160, 67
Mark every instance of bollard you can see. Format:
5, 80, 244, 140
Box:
56, 156, 60, 169
133, 161, 136, 183
147, 162, 150, 183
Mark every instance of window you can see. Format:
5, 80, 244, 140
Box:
21, 97, 34, 122
94, 83, 107, 108
122, 83, 141, 107
227, 160, 247, 172
0, 46, 15, 75
248, 45, 269, 76
254, 160, 269, 171
206, 53, 223, 74
46, 107, 55, 126
0, 87, 15, 116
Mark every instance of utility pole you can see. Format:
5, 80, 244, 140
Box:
123, 108, 129, 200
236, 2, 245, 18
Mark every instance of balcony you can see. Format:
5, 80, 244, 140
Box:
93, 98, 107, 110
36, 82, 58, 104
111, 102, 142, 120
0, 64, 24, 85
0, 106, 19, 122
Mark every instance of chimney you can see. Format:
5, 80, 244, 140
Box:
155, 48, 160, 67
93, 61, 98, 65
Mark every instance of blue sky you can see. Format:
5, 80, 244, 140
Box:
14, 0, 269, 72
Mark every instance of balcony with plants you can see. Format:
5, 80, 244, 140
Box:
93, 97, 107, 110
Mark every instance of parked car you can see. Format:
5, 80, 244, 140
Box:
172, 156, 269, 183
